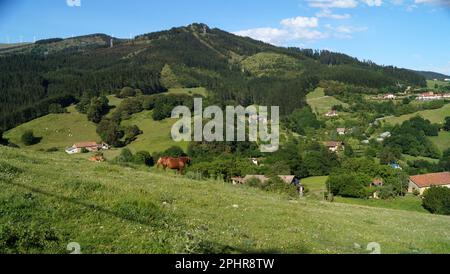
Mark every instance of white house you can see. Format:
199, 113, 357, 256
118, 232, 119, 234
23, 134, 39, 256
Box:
383, 94, 396, 100
416, 92, 443, 101
65, 142, 109, 154
323, 141, 344, 153
325, 110, 338, 118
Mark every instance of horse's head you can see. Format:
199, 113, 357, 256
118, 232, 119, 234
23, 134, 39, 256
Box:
157, 157, 167, 167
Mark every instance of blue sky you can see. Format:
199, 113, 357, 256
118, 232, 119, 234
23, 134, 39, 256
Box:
0, 0, 449, 74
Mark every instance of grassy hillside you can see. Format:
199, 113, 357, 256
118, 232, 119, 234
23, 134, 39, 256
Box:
306, 88, 348, 115
1, 146, 450, 254
167, 87, 208, 97
4, 100, 186, 157
4, 106, 99, 150
429, 131, 450, 153
121, 110, 188, 154
383, 103, 450, 125
240, 52, 304, 78
427, 79, 450, 90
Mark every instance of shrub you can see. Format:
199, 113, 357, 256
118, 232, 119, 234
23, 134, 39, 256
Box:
377, 185, 397, 200
246, 178, 262, 188
133, 151, 154, 166
422, 186, 450, 215
263, 176, 298, 198
116, 148, 134, 163
162, 146, 186, 157
21, 130, 39, 146
327, 172, 372, 198
118, 87, 136, 98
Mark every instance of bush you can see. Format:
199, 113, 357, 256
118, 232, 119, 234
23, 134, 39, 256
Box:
327, 172, 372, 198
246, 178, 262, 188
422, 186, 450, 215
116, 148, 134, 163
118, 87, 137, 98
444, 117, 450, 131
80, 148, 89, 154
133, 151, 154, 166
263, 176, 298, 198
21, 130, 39, 146
161, 146, 186, 157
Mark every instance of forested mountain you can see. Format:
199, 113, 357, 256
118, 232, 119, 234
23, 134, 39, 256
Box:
412, 70, 450, 80
0, 23, 427, 130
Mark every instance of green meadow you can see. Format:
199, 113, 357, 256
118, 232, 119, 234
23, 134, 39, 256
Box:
383, 103, 450, 125
306, 88, 348, 115
1, 147, 450, 254
4, 106, 99, 150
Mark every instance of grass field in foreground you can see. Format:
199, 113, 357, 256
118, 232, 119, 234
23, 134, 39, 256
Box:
1, 146, 450, 254
306, 88, 348, 115
4, 105, 99, 150
383, 103, 450, 125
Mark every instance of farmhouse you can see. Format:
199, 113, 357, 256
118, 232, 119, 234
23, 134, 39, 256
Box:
325, 110, 339, 117
416, 92, 443, 101
383, 94, 396, 100
408, 172, 450, 195
323, 141, 344, 152
65, 142, 109, 154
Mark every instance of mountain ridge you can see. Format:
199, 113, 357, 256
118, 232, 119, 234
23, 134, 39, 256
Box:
0, 23, 427, 130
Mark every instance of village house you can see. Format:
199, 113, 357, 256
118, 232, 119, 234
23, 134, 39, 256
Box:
408, 172, 450, 195
325, 110, 338, 118
323, 141, 344, 153
416, 92, 443, 101
65, 141, 109, 154
377, 131, 391, 142
383, 94, 396, 100
336, 128, 346, 135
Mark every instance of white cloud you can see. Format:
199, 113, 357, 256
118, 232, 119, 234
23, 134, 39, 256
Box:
280, 17, 319, 28
234, 16, 329, 45
316, 9, 352, 19
66, 0, 81, 7
308, 0, 359, 9
234, 28, 289, 44
324, 24, 368, 38
363, 0, 383, 6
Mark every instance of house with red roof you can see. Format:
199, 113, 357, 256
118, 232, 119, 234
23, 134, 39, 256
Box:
408, 172, 450, 195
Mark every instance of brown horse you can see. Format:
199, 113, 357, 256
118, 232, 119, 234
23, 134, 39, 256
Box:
157, 156, 191, 174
